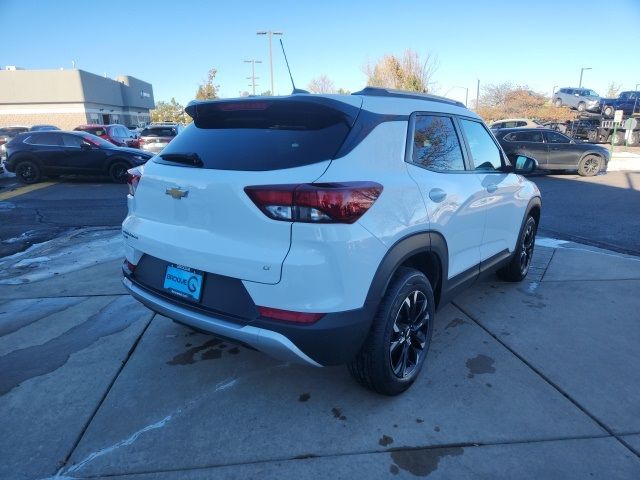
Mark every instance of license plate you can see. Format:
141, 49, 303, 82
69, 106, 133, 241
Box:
163, 264, 203, 302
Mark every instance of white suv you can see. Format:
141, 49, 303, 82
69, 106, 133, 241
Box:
122, 88, 541, 395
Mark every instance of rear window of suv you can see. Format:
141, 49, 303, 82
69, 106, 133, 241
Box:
157, 99, 355, 171
141, 127, 177, 137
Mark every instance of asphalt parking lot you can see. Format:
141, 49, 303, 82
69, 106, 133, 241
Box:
1, 228, 640, 479
1, 168, 640, 479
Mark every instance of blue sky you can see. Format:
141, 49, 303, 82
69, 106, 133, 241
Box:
2, 0, 639, 106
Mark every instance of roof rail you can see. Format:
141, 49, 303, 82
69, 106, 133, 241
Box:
351, 87, 465, 108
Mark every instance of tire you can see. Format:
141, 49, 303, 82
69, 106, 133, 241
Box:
587, 130, 598, 143
609, 131, 625, 145
348, 267, 435, 396
554, 98, 562, 107
577, 154, 602, 176
628, 132, 639, 146
15, 160, 42, 184
577, 102, 586, 112
108, 161, 130, 183
604, 106, 614, 117
497, 215, 537, 282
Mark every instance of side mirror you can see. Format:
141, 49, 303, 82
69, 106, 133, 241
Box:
512, 155, 538, 174
80, 142, 92, 150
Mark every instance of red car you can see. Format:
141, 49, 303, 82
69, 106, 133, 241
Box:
74, 124, 139, 148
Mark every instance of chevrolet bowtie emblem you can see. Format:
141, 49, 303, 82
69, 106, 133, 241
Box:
165, 187, 189, 199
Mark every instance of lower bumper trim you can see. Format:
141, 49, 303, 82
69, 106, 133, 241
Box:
123, 277, 322, 367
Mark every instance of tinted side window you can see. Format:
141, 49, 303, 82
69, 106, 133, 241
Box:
546, 132, 571, 143
513, 131, 544, 142
62, 134, 84, 147
410, 115, 465, 171
459, 119, 503, 171
27, 132, 62, 146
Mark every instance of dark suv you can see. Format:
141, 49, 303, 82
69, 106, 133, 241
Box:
4, 130, 151, 184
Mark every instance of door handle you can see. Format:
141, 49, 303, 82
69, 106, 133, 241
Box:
486, 184, 498, 193
429, 188, 447, 203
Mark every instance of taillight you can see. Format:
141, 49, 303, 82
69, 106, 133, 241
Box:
244, 182, 383, 224
258, 306, 324, 324
138, 137, 146, 144
127, 167, 142, 196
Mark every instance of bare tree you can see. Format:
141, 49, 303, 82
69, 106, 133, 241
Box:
307, 75, 336, 94
363, 49, 439, 92
606, 82, 621, 98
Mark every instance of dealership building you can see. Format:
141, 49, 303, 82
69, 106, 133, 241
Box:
0, 67, 155, 130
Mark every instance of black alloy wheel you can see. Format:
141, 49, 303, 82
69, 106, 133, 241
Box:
109, 161, 129, 183
15, 160, 41, 184
497, 214, 538, 282
389, 290, 430, 379
519, 217, 536, 276
349, 268, 435, 395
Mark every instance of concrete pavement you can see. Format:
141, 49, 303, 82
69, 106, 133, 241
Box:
0, 228, 639, 479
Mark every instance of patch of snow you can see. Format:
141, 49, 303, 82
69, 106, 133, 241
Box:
0, 227, 123, 285
535, 236, 569, 248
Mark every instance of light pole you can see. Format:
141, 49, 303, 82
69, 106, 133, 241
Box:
578, 67, 592, 88
257, 30, 283, 95
444, 86, 469, 106
476, 79, 480, 110
244, 59, 262, 95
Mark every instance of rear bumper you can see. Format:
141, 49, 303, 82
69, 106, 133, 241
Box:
124, 276, 321, 366
123, 276, 372, 367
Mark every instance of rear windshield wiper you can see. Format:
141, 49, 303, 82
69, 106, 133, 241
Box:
158, 153, 203, 168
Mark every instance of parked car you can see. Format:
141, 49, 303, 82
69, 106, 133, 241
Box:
553, 88, 601, 112
489, 118, 542, 130
29, 124, 60, 131
3, 130, 152, 184
74, 124, 139, 148
121, 88, 541, 395
601, 91, 640, 117
0, 126, 29, 158
495, 127, 609, 176
138, 124, 182, 154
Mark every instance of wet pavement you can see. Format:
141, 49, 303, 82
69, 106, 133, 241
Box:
1, 228, 639, 479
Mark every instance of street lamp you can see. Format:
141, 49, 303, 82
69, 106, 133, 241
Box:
257, 31, 283, 95
244, 59, 262, 95
578, 67, 592, 88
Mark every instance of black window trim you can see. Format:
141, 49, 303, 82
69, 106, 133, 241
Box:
404, 111, 473, 174
454, 115, 510, 171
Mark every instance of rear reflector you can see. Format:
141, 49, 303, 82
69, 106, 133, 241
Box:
258, 306, 325, 324
245, 182, 383, 224
127, 167, 142, 196
122, 259, 137, 275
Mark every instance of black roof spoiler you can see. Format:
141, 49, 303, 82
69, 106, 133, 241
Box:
351, 87, 465, 108
185, 95, 362, 128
